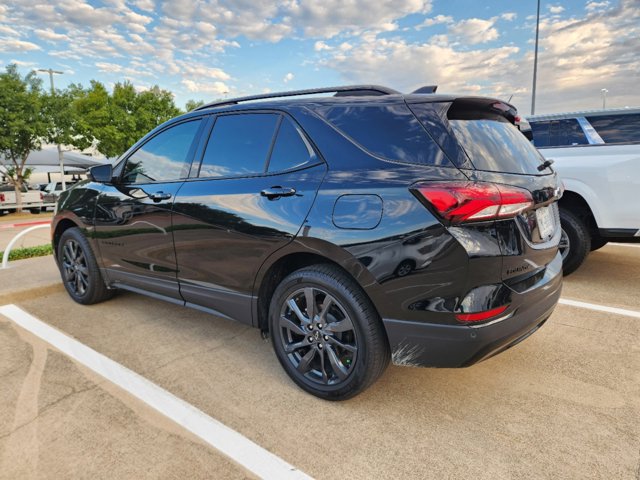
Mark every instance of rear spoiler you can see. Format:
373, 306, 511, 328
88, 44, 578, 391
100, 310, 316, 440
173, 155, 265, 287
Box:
446, 97, 518, 124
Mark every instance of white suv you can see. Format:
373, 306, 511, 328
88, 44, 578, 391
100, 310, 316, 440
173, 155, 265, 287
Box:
525, 108, 640, 274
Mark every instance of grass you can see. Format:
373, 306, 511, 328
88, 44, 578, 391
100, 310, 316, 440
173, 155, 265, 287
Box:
0, 244, 53, 261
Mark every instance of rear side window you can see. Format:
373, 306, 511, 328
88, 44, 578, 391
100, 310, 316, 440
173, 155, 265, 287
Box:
268, 117, 316, 173
199, 113, 279, 178
586, 114, 640, 144
449, 118, 545, 175
530, 119, 588, 148
314, 104, 451, 167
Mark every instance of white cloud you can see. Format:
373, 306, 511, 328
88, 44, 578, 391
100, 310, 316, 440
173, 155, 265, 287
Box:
10, 59, 36, 67
586, 1, 610, 11
548, 5, 565, 14
314, 41, 331, 51
0, 39, 41, 52
181, 79, 229, 95
417, 14, 453, 29
501, 12, 517, 21
132, 0, 155, 11
283, 72, 294, 83
34, 29, 70, 42
448, 18, 499, 44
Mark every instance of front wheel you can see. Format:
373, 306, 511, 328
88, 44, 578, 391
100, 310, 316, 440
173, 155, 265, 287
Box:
57, 227, 114, 305
269, 264, 389, 400
559, 208, 591, 275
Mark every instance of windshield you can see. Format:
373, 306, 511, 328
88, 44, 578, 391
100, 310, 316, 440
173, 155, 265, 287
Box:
449, 118, 547, 175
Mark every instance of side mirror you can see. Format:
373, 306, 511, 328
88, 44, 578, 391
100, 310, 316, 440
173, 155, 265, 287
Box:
89, 164, 113, 183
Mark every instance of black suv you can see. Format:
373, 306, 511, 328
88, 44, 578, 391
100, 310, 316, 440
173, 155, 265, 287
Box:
53, 85, 563, 400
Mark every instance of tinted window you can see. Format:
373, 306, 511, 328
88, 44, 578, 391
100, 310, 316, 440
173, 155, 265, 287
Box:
449, 118, 545, 175
268, 117, 316, 172
122, 120, 201, 183
530, 121, 550, 147
199, 113, 279, 178
315, 104, 451, 167
530, 119, 588, 147
586, 114, 640, 144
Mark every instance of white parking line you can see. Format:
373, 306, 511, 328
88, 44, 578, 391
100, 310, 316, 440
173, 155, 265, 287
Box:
559, 298, 640, 319
608, 243, 640, 249
0, 304, 312, 480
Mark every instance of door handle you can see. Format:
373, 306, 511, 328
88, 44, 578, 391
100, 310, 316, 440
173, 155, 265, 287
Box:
260, 187, 296, 200
148, 192, 172, 202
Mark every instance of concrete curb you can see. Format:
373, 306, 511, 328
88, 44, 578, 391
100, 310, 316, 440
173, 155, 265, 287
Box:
0, 255, 62, 303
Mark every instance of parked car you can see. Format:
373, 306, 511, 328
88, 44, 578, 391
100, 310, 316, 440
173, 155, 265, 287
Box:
41, 180, 80, 211
526, 108, 640, 274
52, 85, 563, 399
0, 183, 43, 215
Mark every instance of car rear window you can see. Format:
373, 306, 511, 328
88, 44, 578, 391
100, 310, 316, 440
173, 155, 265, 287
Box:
449, 118, 546, 175
313, 104, 452, 167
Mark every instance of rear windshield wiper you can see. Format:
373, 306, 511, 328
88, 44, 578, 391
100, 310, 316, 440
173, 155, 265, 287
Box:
537, 159, 554, 172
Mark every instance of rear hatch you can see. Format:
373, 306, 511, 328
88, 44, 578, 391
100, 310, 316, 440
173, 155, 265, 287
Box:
409, 97, 562, 283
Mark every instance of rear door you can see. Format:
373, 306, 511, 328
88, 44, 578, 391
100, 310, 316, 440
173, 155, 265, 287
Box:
95, 118, 206, 300
172, 111, 326, 324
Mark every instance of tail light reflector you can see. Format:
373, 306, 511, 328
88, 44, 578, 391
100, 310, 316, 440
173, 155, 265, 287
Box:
413, 182, 533, 224
456, 305, 509, 322
0, 193, 4, 202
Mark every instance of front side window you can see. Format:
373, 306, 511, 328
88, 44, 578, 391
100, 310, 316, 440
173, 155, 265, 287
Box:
122, 120, 201, 184
199, 113, 279, 178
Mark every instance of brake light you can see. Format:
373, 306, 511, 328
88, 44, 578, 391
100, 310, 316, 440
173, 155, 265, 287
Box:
414, 182, 534, 224
40, 192, 44, 200
0, 193, 4, 202
456, 305, 509, 322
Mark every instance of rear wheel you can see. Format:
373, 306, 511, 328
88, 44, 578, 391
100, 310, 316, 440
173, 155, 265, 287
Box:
269, 264, 389, 400
57, 227, 114, 305
559, 208, 591, 275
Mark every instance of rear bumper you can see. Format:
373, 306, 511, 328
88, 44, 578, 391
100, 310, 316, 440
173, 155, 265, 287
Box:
382, 252, 563, 368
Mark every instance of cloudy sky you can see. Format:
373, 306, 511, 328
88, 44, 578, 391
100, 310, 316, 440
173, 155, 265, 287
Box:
0, 0, 638, 115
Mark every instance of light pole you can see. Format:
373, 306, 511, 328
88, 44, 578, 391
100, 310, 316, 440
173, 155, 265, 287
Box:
531, 0, 541, 115
36, 68, 66, 189
601, 88, 608, 109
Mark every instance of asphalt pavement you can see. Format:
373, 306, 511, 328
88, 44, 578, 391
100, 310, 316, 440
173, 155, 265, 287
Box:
0, 245, 638, 479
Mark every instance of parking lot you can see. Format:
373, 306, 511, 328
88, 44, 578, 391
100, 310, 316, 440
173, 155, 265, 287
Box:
0, 240, 639, 479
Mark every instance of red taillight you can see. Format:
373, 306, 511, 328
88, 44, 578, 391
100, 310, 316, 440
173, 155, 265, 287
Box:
456, 305, 509, 323
40, 192, 44, 200
414, 182, 534, 224
0, 193, 4, 202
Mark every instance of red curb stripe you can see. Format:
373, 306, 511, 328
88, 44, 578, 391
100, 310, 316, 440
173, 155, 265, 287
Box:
0, 220, 52, 230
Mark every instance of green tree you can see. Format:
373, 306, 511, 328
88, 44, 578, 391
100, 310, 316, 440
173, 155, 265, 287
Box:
0, 64, 48, 211
75, 81, 181, 158
185, 99, 205, 111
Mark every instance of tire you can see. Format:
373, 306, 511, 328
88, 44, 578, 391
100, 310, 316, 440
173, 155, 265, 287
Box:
590, 236, 608, 251
57, 227, 114, 305
559, 208, 591, 276
269, 264, 390, 400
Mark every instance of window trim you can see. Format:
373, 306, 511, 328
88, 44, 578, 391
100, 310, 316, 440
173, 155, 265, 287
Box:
118, 117, 208, 185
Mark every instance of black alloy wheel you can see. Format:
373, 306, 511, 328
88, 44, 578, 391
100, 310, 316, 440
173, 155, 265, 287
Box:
558, 208, 591, 276
57, 227, 114, 305
269, 264, 389, 400
61, 239, 90, 297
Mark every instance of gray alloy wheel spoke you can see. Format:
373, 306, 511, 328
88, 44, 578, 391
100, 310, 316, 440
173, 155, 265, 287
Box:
297, 348, 317, 374
285, 338, 311, 353
325, 344, 348, 380
304, 287, 316, 319
279, 315, 306, 336
75, 274, 84, 294
326, 336, 357, 353
324, 318, 353, 334
318, 294, 335, 322
64, 243, 75, 262
319, 348, 328, 383
287, 298, 310, 326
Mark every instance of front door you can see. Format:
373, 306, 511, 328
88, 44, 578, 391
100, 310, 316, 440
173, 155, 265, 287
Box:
95, 118, 205, 300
